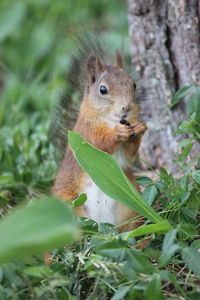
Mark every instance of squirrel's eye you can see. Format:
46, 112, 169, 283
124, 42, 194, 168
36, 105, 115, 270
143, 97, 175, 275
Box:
100, 85, 108, 95
133, 82, 136, 90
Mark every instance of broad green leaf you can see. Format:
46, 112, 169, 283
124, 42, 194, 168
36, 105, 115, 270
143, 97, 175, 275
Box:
0, 3, 26, 42
192, 170, 200, 184
68, 131, 166, 225
135, 176, 153, 186
71, 194, 87, 207
182, 246, 200, 275
125, 221, 171, 239
159, 229, 179, 267
160, 244, 179, 268
0, 198, 79, 264
111, 286, 130, 300
143, 185, 158, 205
144, 275, 164, 300
161, 229, 178, 252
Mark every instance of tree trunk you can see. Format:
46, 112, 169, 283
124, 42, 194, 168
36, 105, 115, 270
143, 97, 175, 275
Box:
127, 0, 200, 173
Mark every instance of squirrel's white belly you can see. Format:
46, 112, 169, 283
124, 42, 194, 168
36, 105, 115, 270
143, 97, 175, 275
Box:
83, 178, 117, 225
112, 147, 129, 169
82, 148, 129, 225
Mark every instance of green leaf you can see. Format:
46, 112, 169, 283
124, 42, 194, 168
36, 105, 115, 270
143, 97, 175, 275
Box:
192, 170, 200, 184
79, 218, 98, 235
125, 221, 171, 239
135, 176, 153, 186
186, 92, 200, 120
178, 138, 194, 148
126, 250, 153, 274
180, 192, 190, 203
170, 86, 194, 108
178, 143, 193, 162
192, 240, 200, 248
144, 275, 164, 300
24, 266, 52, 278
181, 207, 197, 221
180, 175, 189, 190
143, 185, 158, 205
0, 174, 13, 185
71, 194, 87, 207
182, 246, 200, 275
0, 3, 26, 42
68, 131, 165, 224
159, 167, 168, 178
0, 198, 79, 264
96, 239, 127, 259
0, 268, 3, 282
111, 286, 130, 300
159, 229, 179, 267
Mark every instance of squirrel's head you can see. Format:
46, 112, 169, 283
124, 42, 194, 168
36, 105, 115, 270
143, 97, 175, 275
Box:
85, 50, 138, 126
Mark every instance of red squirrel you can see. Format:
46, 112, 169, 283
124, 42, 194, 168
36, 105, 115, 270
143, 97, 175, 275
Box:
52, 50, 147, 232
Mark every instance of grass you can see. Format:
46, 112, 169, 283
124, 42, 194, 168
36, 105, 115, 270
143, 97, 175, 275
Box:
0, 0, 200, 299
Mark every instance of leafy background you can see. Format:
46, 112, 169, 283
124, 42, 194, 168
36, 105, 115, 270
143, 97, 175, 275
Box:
0, 0, 200, 299
0, 0, 127, 198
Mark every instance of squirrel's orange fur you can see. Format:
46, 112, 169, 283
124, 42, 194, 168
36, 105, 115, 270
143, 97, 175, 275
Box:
52, 51, 147, 232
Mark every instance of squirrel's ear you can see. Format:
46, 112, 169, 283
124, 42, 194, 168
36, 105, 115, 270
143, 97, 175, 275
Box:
87, 54, 104, 84
114, 49, 123, 68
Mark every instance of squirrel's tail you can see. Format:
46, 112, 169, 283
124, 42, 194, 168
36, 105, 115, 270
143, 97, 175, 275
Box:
48, 33, 105, 161
49, 33, 148, 162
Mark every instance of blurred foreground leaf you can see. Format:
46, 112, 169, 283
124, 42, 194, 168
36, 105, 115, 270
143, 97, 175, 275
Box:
0, 198, 79, 264
68, 131, 170, 226
0, 3, 26, 42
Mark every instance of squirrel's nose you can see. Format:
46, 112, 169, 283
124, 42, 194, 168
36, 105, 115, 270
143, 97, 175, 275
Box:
122, 106, 131, 114
121, 114, 127, 119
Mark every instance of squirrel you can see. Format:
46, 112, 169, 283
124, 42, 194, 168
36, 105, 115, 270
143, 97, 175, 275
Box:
51, 47, 147, 232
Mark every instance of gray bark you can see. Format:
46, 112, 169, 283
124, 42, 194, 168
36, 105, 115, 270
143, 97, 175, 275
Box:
127, 0, 200, 173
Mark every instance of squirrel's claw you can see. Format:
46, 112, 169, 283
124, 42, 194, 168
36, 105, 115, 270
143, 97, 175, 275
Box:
115, 121, 147, 142
115, 124, 135, 142
130, 121, 147, 136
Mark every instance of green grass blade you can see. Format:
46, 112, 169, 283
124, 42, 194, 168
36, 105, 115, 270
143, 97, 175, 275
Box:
124, 221, 172, 239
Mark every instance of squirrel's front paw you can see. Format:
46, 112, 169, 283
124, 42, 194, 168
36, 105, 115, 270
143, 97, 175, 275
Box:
115, 124, 135, 142
130, 121, 147, 136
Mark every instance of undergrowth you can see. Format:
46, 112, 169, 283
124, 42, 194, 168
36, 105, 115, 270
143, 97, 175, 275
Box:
0, 0, 200, 299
